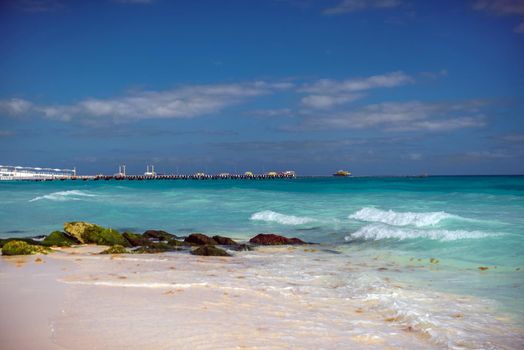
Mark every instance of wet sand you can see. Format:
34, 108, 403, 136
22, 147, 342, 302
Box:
1, 246, 522, 349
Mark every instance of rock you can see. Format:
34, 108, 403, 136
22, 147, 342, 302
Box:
2, 240, 49, 256
184, 233, 217, 246
82, 227, 131, 247
230, 244, 253, 251
143, 230, 177, 241
100, 245, 128, 254
123, 232, 153, 247
191, 245, 231, 257
0, 237, 44, 248
133, 245, 170, 254
42, 231, 79, 247
249, 233, 306, 245
133, 241, 185, 254
212, 235, 237, 245
63, 221, 98, 243
166, 239, 185, 247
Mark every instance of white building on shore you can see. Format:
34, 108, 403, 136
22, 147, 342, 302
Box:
0, 165, 76, 180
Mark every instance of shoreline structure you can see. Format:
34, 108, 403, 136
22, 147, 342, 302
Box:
0, 164, 297, 181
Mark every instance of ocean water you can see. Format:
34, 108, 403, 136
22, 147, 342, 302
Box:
1, 176, 524, 348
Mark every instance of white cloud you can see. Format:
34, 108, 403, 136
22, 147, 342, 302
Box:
324, 0, 402, 15
0, 98, 33, 115
300, 93, 363, 109
296, 100, 487, 132
298, 71, 412, 109
473, 0, 524, 15
0, 81, 292, 123
300, 71, 413, 94
251, 108, 294, 117
473, 0, 524, 33
514, 21, 524, 32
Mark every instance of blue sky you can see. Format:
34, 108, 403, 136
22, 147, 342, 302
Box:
1, 0, 523, 175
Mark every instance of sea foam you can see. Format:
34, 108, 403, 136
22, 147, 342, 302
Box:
29, 190, 97, 202
349, 207, 460, 227
346, 223, 491, 241
250, 210, 314, 225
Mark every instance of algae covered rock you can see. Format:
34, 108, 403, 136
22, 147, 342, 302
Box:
42, 231, 79, 247
64, 222, 130, 247
63, 221, 98, 243
100, 245, 128, 254
191, 245, 231, 257
143, 230, 177, 241
83, 227, 131, 247
212, 235, 237, 245
249, 233, 306, 245
2, 240, 49, 256
0, 237, 43, 248
123, 232, 152, 247
184, 233, 217, 246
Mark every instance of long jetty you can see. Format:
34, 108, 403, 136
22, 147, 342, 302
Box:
34, 173, 296, 181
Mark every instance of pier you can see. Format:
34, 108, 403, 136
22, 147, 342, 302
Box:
1, 164, 296, 181
49, 172, 296, 181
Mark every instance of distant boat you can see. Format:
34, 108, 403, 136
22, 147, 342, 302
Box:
333, 170, 351, 177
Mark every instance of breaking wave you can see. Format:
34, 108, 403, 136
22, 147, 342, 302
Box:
250, 210, 315, 225
349, 207, 461, 227
346, 223, 492, 241
29, 190, 98, 202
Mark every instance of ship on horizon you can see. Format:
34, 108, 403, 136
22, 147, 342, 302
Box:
333, 170, 351, 177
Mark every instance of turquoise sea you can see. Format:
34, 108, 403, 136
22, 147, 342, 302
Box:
1, 176, 524, 348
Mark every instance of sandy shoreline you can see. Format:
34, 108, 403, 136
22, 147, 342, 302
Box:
1, 245, 523, 349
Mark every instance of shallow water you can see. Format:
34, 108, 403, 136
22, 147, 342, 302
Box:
1, 176, 524, 348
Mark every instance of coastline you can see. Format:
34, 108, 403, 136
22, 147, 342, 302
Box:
2, 244, 523, 349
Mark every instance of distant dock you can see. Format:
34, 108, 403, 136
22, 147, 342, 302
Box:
0, 165, 296, 181
33, 173, 296, 181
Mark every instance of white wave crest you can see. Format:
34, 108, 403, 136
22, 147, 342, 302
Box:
346, 223, 492, 241
29, 190, 97, 202
349, 207, 459, 227
250, 210, 314, 225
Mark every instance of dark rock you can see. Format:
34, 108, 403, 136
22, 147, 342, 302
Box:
42, 231, 79, 247
123, 232, 153, 247
249, 233, 306, 245
143, 230, 177, 241
191, 245, 231, 257
2, 240, 49, 256
230, 244, 253, 251
184, 233, 217, 246
100, 245, 128, 254
212, 235, 237, 245
133, 245, 169, 254
166, 239, 185, 247
133, 242, 185, 254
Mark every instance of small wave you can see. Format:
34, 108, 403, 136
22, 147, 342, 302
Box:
346, 223, 492, 241
250, 210, 314, 225
29, 190, 97, 202
349, 207, 461, 227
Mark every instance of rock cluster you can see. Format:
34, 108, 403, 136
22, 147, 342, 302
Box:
1, 222, 312, 257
